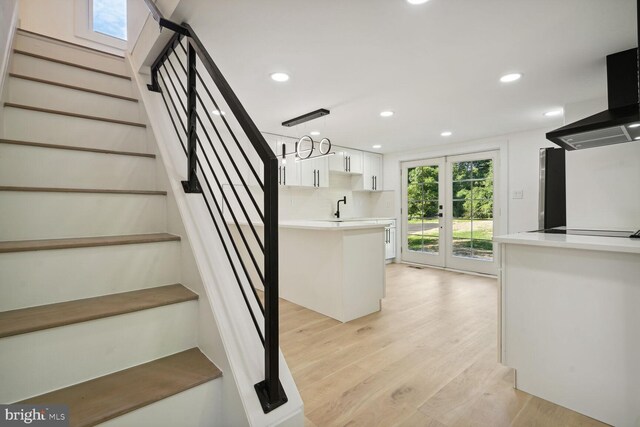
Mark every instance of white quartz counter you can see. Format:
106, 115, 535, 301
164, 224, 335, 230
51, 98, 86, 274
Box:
278, 220, 386, 231
494, 231, 640, 254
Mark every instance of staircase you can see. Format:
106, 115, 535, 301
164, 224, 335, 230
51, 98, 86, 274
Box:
0, 30, 223, 426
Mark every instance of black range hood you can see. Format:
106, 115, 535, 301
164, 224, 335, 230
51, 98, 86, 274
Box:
546, 48, 640, 150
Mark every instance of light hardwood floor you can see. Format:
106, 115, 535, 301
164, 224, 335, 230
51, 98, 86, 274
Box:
276, 263, 606, 427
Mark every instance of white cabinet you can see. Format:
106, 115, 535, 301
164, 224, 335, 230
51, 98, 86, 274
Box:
330, 146, 363, 174
354, 152, 383, 191
380, 219, 396, 260
272, 142, 299, 186
299, 155, 329, 188
385, 226, 396, 259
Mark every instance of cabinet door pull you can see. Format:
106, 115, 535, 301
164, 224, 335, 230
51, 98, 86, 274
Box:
278, 166, 282, 185
372, 176, 374, 190
317, 170, 320, 187
345, 156, 347, 172
347, 156, 350, 172
283, 166, 286, 186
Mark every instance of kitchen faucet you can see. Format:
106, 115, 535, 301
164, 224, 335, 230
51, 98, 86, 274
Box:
334, 196, 347, 219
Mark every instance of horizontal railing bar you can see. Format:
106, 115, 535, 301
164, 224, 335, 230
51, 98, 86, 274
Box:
161, 59, 266, 254
176, 42, 264, 190
170, 45, 266, 223
158, 73, 266, 323
178, 43, 264, 189
159, 65, 267, 287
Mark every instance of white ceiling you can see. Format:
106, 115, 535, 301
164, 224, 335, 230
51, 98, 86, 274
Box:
176, 0, 637, 153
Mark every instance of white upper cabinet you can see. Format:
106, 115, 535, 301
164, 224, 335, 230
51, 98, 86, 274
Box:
354, 152, 383, 191
270, 141, 299, 187
329, 146, 363, 174
299, 155, 329, 188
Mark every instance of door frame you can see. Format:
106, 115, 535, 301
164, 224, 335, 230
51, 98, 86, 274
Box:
397, 143, 508, 276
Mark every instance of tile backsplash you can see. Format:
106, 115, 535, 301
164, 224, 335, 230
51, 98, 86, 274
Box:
279, 174, 395, 220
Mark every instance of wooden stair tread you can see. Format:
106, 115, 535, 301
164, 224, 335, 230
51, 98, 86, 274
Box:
16, 29, 125, 59
20, 348, 222, 427
9, 73, 138, 102
0, 139, 154, 158
0, 284, 197, 338
0, 233, 181, 254
0, 186, 166, 196
13, 49, 130, 79
4, 103, 146, 128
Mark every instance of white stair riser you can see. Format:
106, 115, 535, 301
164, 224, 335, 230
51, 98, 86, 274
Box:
11, 54, 133, 98
0, 301, 198, 403
0, 143, 156, 190
0, 192, 167, 240
3, 108, 149, 152
0, 242, 181, 311
14, 33, 128, 76
98, 380, 222, 427
7, 77, 142, 122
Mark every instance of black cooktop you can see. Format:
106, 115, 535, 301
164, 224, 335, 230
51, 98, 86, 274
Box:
535, 227, 640, 238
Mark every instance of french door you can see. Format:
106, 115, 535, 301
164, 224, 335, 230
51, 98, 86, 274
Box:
401, 151, 498, 275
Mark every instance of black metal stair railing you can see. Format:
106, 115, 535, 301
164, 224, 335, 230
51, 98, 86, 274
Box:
142, 0, 286, 413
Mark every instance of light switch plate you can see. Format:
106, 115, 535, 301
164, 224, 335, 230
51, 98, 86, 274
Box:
512, 190, 524, 199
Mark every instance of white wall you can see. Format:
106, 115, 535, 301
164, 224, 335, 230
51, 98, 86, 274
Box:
564, 98, 640, 230
0, 0, 19, 136
18, 0, 124, 55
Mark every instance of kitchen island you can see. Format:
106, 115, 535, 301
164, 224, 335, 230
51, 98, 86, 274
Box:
494, 231, 640, 427
278, 220, 386, 322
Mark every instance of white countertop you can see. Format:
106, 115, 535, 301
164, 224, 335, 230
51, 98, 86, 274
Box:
279, 220, 387, 231
494, 231, 640, 254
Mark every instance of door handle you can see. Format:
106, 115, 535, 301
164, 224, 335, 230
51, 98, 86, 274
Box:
438, 213, 443, 218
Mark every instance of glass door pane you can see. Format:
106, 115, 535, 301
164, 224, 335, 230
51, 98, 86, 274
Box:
407, 165, 440, 254
450, 158, 494, 260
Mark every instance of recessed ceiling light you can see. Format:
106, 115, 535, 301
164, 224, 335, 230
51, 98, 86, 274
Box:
380, 111, 394, 117
628, 123, 640, 128
407, 0, 430, 4
270, 72, 290, 82
543, 110, 563, 117
372, 144, 382, 149
310, 131, 320, 136
441, 131, 452, 137
634, 136, 640, 140
212, 109, 225, 116
500, 73, 522, 83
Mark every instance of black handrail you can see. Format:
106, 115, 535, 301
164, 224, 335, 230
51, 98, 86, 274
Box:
142, 0, 286, 413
